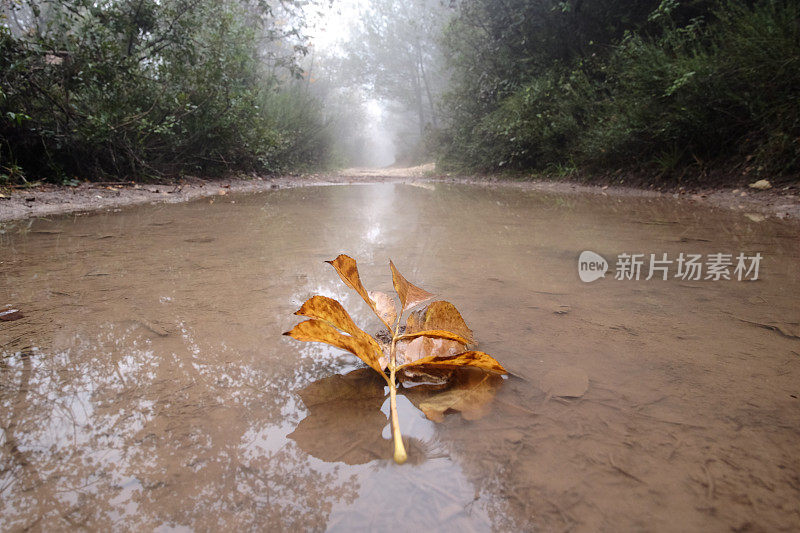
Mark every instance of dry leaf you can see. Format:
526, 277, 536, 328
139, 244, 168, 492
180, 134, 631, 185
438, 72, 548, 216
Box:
286, 253, 508, 463
406, 301, 475, 346
540, 366, 589, 398
368, 291, 397, 327
400, 351, 507, 375
389, 260, 434, 313
327, 254, 391, 328
295, 295, 364, 336
0, 308, 23, 321
294, 295, 388, 369
284, 319, 386, 375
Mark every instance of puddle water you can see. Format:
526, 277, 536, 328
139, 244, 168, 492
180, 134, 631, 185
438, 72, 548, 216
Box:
1, 183, 799, 531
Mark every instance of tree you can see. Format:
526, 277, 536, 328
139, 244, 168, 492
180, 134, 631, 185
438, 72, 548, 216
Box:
344, 0, 451, 138
0, 0, 336, 181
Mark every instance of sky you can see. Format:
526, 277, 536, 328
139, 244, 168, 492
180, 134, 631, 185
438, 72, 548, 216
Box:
305, 0, 367, 51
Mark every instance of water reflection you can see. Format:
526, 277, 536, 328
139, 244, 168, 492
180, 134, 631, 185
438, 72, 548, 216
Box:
1, 323, 359, 530
289, 368, 504, 466
1, 183, 798, 531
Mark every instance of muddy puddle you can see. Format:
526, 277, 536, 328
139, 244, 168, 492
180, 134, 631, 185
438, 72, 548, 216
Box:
1, 183, 799, 531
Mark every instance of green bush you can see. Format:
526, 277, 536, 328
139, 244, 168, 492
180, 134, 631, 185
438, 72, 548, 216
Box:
0, 0, 338, 182
438, 0, 800, 181
583, 0, 800, 174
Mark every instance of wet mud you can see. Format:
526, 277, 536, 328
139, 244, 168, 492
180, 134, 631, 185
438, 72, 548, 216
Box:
1, 183, 799, 531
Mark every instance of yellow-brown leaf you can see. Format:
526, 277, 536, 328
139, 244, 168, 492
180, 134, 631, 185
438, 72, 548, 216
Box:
326, 254, 391, 329
294, 295, 387, 368
389, 259, 434, 313
399, 351, 507, 375
399, 329, 470, 346
284, 319, 386, 376
405, 301, 475, 346
368, 291, 397, 328
295, 295, 363, 337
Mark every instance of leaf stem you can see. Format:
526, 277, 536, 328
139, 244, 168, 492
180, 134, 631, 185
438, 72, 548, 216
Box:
389, 323, 407, 464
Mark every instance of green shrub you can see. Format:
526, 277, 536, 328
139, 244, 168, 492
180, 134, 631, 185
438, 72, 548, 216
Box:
438, 0, 800, 181
0, 0, 337, 182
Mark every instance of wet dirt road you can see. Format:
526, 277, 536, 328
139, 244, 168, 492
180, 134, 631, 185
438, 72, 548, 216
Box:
1, 183, 799, 531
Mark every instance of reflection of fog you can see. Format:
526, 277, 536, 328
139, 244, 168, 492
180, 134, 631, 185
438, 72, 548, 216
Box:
360, 183, 396, 251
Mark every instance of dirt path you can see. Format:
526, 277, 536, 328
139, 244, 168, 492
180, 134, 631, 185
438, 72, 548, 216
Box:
2, 181, 799, 531
1, 164, 798, 222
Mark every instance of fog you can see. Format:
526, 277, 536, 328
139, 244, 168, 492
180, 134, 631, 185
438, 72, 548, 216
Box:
303, 0, 451, 168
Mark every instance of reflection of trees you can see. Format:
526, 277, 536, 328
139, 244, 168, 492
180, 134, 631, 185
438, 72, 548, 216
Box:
0, 321, 359, 530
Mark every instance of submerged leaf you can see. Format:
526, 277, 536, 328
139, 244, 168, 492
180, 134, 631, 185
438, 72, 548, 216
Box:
400, 351, 507, 375
406, 301, 475, 346
284, 319, 386, 376
326, 254, 391, 328
368, 291, 398, 328
405, 369, 504, 423
389, 260, 435, 313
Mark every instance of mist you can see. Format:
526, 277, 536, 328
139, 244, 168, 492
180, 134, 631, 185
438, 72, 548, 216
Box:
302, 0, 452, 169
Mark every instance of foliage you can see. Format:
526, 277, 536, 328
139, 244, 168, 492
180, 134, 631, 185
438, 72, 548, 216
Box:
284, 254, 507, 464
437, 0, 800, 181
0, 0, 338, 182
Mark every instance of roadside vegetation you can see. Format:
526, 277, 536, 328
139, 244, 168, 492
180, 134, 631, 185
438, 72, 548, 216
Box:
435, 0, 800, 184
2, 0, 798, 187
0, 0, 345, 184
